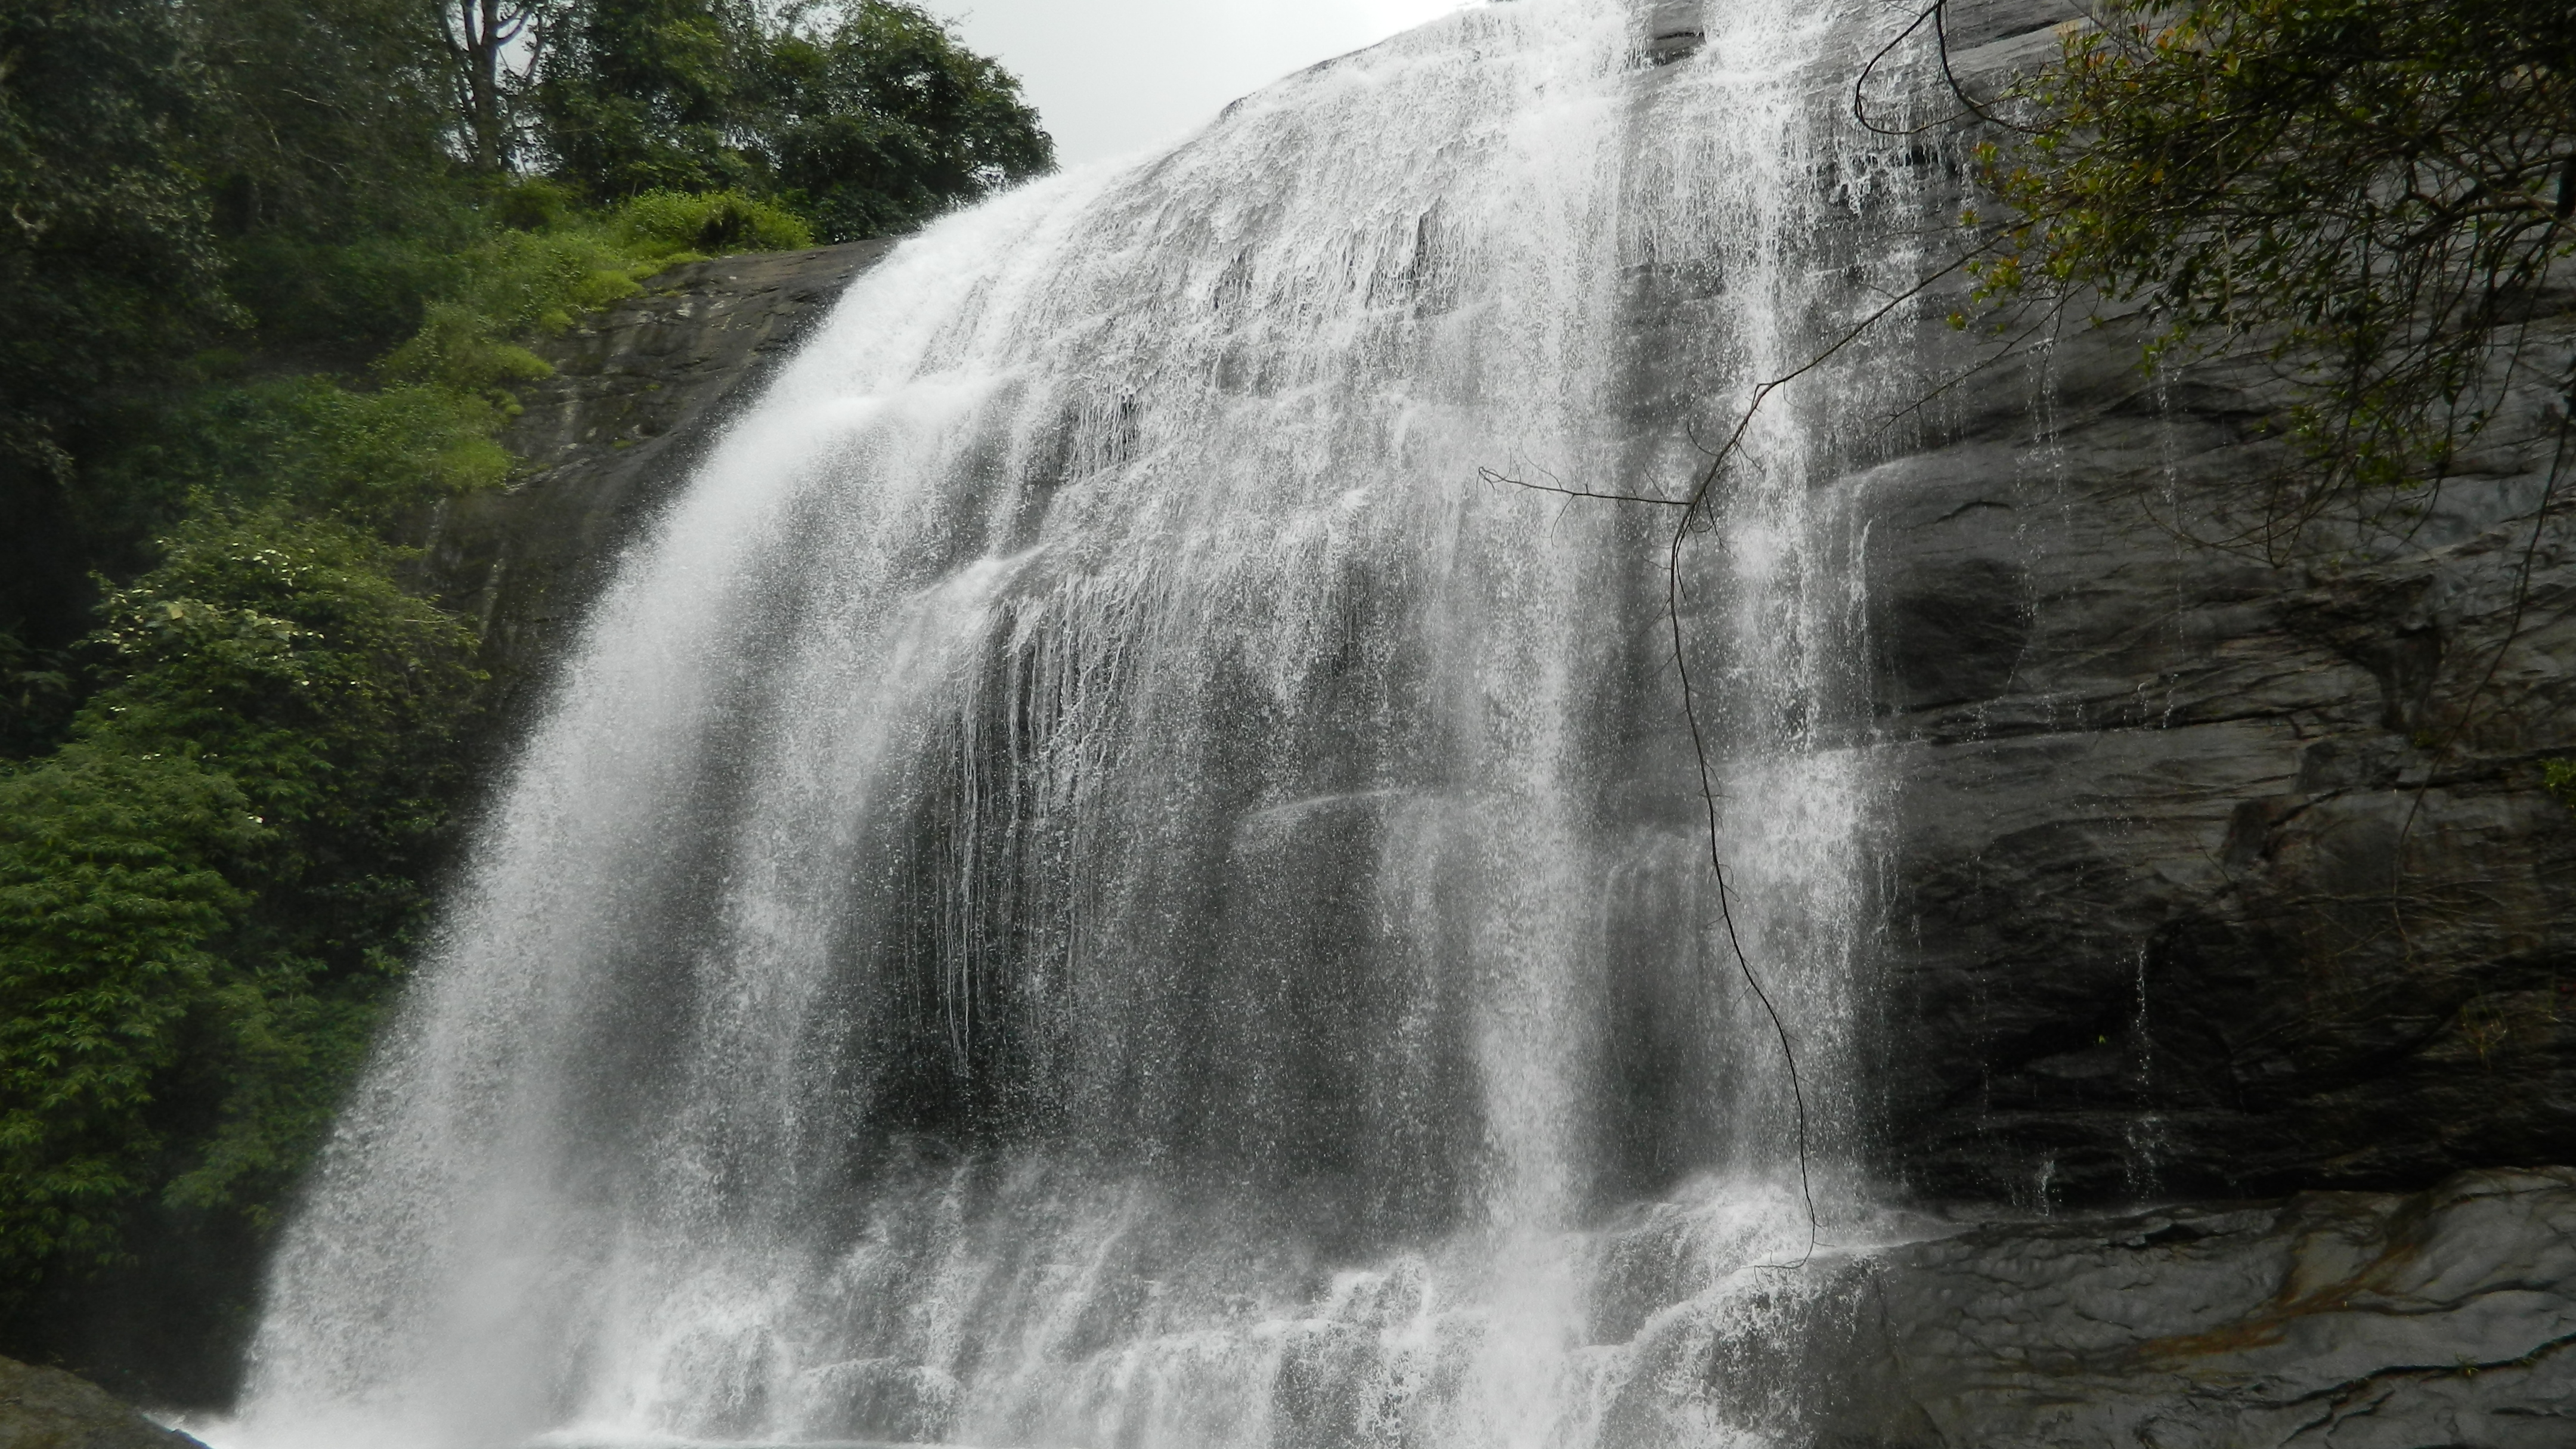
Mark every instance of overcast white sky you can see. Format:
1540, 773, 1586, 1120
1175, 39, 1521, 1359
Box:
943, 0, 1473, 165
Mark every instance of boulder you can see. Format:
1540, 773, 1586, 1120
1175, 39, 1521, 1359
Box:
0, 1358, 203, 1449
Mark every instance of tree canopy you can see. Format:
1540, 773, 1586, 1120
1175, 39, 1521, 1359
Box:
535, 0, 1053, 238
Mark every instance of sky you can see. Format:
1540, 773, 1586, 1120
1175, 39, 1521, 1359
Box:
943, 0, 1473, 165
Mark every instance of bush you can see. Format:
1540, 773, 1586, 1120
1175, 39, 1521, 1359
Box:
0, 510, 481, 1339
611, 188, 816, 258
94, 380, 511, 539
0, 750, 259, 1289
2547, 760, 2576, 815
85, 512, 485, 863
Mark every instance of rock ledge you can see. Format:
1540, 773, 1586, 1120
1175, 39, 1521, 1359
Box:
0, 1357, 204, 1449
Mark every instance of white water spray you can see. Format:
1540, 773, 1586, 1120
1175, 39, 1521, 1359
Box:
234, 2, 1933, 1444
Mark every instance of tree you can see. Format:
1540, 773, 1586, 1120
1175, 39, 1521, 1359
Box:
532, 0, 1052, 237
434, 0, 556, 171
0, 0, 1049, 1394
0, 511, 484, 1392
534, 0, 765, 196
0, 0, 234, 651
190, 0, 478, 350
0, 748, 255, 1296
82, 512, 487, 967
761, 0, 1053, 241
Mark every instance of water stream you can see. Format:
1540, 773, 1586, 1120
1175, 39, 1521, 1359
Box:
233, 2, 1934, 1444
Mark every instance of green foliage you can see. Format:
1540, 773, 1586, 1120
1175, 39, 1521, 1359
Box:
189, 0, 473, 352
536, 0, 769, 197
0, 0, 1048, 1395
536, 0, 1051, 241
0, 512, 479, 1342
0, 750, 258, 1286
0, 0, 235, 462
613, 188, 817, 256
0, 634, 75, 761
76, 514, 480, 1218
85, 515, 485, 853
377, 189, 810, 393
1971, 0, 2576, 558
0, 0, 237, 645
95, 380, 511, 540
83, 185, 807, 565
2547, 759, 2576, 814
761, 1, 1054, 242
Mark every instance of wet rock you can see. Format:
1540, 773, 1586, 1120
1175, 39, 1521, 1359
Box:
404, 0, 2576, 1247
1645, 2, 1705, 64
1804, 1169, 2576, 1447
1848, 295, 2576, 1205
1592, 1171, 2576, 1446
0, 1357, 205, 1449
415, 239, 895, 713
1804, 4, 2576, 1203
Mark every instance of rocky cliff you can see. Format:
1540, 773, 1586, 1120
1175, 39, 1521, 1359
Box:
1640, 1168, 2576, 1447
1859, 311, 2576, 1210
1600, 0, 2576, 1212
407, 10, 2576, 1439
430, 9, 2574, 1214
1841, 2, 2576, 1212
417, 239, 893, 719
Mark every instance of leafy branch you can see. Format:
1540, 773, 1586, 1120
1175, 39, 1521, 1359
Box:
1969, 0, 2576, 561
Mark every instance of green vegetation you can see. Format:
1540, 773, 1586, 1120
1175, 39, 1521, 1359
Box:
0, 0, 1045, 1404
1966, 0, 2576, 558
2, 513, 479, 1301
2547, 760, 2576, 813
534, 0, 1050, 239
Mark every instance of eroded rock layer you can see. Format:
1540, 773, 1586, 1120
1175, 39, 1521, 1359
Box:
1776, 1170, 2576, 1447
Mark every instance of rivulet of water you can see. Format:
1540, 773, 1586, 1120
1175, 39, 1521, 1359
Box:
231, 2, 1937, 1445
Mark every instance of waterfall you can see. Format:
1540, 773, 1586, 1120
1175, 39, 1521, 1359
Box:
234, 1, 1934, 1444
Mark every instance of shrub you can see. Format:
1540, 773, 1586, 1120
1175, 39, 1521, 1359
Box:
611, 188, 816, 258
2546, 760, 2576, 815
0, 750, 259, 1287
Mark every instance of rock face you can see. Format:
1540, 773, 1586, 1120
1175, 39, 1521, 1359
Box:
1603, 0, 2576, 1209
1850, 1170, 2576, 1448
1834, 11, 2576, 1208
1621, 1169, 2576, 1447
417, 239, 893, 714
0, 1358, 204, 1449
1856, 342, 2576, 1208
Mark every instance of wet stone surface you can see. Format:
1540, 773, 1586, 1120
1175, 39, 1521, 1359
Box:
1834, 1169, 2576, 1447
1590, 1170, 2576, 1447
414, 240, 894, 717
0, 1356, 206, 1449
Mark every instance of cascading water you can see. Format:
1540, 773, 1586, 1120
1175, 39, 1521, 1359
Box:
234, 2, 1938, 1444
